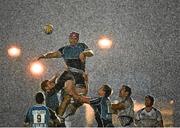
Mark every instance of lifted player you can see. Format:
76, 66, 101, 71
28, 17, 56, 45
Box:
37, 32, 93, 117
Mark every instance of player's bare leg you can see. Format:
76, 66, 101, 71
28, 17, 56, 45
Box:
57, 80, 88, 117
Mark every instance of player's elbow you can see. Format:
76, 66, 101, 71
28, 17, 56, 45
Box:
47, 51, 61, 58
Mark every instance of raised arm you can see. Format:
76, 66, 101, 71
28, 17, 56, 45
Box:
37, 51, 62, 60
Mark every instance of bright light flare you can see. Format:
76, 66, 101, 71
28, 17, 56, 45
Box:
98, 37, 112, 49
134, 102, 144, 112
161, 109, 173, 115
30, 62, 44, 76
7, 46, 21, 57
84, 104, 95, 127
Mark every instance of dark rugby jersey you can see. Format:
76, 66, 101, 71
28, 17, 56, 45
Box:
90, 96, 113, 121
45, 89, 59, 112
58, 43, 88, 71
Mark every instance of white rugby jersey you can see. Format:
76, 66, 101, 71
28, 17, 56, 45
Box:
135, 107, 162, 127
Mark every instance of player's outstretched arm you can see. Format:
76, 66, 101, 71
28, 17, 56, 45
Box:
37, 51, 62, 60
111, 102, 125, 110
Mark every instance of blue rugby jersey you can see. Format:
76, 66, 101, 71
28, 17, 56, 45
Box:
25, 105, 50, 127
90, 96, 113, 121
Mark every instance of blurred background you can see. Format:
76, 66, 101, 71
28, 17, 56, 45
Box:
0, 0, 179, 126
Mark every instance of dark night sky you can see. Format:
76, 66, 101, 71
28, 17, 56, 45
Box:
0, 0, 179, 126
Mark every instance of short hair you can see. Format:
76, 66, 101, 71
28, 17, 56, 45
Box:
102, 84, 112, 97
35, 92, 45, 104
145, 95, 154, 104
69, 32, 79, 39
41, 80, 49, 92
122, 85, 132, 97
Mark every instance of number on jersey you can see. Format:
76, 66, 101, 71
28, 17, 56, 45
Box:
32, 110, 46, 124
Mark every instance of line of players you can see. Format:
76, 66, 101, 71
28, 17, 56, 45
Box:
24, 76, 164, 127
24, 32, 164, 127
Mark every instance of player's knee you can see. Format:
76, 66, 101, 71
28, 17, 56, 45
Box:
64, 80, 74, 88
64, 80, 75, 95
